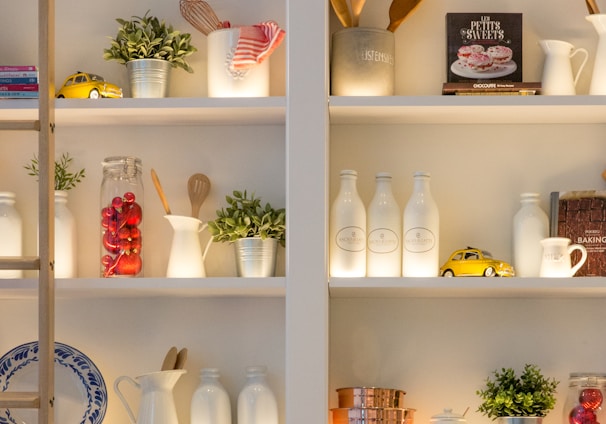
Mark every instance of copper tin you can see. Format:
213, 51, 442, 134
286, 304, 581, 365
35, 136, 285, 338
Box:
337, 387, 406, 408
331, 407, 416, 424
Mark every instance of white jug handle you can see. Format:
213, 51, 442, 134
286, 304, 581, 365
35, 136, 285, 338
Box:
569, 244, 588, 276
114, 375, 139, 424
571, 47, 589, 86
200, 223, 213, 262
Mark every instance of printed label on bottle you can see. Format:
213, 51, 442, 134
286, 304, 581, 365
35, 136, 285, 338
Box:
404, 227, 436, 253
336, 226, 366, 252
368, 228, 399, 253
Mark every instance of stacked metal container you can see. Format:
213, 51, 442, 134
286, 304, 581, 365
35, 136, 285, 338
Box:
331, 387, 415, 424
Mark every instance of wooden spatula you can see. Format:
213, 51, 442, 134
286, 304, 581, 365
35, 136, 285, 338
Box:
386, 0, 424, 32
350, 0, 366, 27
161, 346, 178, 371
331, 0, 352, 28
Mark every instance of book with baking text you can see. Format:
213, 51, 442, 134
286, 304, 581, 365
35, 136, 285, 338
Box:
446, 13, 522, 83
549, 190, 606, 276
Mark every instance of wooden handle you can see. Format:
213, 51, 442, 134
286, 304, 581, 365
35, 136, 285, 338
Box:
587, 0, 601, 14
151, 168, 172, 215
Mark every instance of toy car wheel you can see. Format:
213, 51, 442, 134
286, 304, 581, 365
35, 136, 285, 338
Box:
88, 89, 100, 99
57, 94, 65, 98
442, 269, 454, 277
484, 267, 496, 277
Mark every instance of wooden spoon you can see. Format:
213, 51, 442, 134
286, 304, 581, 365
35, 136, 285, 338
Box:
151, 168, 172, 215
188, 173, 211, 219
331, 0, 352, 28
386, 0, 424, 32
175, 348, 188, 369
161, 346, 178, 371
350, 0, 366, 27
586, 0, 601, 14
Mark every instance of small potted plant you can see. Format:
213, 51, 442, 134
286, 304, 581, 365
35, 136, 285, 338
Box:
477, 364, 559, 424
24, 153, 85, 278
103, 10, 197, 98
208, 190, 285, 277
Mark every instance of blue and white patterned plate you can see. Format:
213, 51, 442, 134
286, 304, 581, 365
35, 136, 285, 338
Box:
0, 341, 107, 424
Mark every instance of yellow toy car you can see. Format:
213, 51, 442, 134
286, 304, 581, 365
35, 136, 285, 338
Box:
439, 247, 515, 277
56, 72, 122, 99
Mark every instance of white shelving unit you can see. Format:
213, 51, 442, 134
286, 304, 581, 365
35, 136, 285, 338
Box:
2, 0, 606, 423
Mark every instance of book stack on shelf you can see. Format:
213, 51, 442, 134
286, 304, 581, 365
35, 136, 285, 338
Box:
443, 13, 541, 95
0, 66, 39, 98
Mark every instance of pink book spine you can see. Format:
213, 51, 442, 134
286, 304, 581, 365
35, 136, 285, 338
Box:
0, 65, 37, 71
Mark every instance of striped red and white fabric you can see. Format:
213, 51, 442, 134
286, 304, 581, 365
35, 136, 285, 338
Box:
229, 20, 286, 70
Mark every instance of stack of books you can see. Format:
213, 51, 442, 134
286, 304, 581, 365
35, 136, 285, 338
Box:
0, 66, 39, 98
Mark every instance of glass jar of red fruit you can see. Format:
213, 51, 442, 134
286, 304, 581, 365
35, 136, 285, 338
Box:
100, 156, 143, 277
565, 373, 606, 424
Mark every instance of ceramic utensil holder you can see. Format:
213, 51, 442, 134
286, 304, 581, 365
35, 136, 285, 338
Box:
331, 27, 395, 96
207, 28, 270, 97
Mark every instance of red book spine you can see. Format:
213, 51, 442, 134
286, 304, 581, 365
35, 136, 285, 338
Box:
0, 65, 37, 71
0, 84, 39, 91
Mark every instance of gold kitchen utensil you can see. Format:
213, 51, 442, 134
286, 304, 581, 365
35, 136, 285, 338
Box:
331, 0, 352, 27
161, 346, 178, 371
151, 168, 172, 215
386, 0, 424, 32
180, 0, 223, 36
188, 173, 211, 219
350, 0, 366, 27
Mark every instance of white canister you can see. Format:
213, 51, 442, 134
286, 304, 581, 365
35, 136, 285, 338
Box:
207, 28, 270, 97
0, 192, 22, 278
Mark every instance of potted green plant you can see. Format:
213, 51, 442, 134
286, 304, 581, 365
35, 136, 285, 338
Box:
24, 153, 85, 278
103, 10, 197, 98
477, 364, 559, 424
208, 190, 285, 277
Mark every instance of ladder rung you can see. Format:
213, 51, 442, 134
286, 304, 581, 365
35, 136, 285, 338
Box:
0, 392, 40, 408
0, 257, 41, 270
0, 120, 40, 131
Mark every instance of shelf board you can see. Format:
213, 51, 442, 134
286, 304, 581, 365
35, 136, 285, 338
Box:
329, 95, 606, 125
0, 97, 286, 126
0, 277, 286, 299
329, 277, 606, 298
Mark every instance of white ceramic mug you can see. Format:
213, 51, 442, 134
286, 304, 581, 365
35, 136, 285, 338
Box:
539, 237, 587, 277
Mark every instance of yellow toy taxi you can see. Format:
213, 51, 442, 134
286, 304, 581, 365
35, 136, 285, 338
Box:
440, 247, 515, 277
56, 72, 122, 99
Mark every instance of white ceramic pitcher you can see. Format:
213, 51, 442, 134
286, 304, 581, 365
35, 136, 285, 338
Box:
539, 237, 587, 277
165, 215, 212, 278
587, 14, 606, 94
539, 39, 588, 95
114, 369, 186, 424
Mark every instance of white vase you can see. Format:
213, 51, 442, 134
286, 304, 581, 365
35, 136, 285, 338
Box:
402, 171, 439, 277
191, 368, 231, 424
367, 172, 401, 277
586, 14, 606, 94
54, 190, 77, 278
512, 193, 548, 277
0, 192, 23, 278
237, 366, 278, 424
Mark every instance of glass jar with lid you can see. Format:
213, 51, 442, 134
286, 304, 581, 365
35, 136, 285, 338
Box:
564, 373, 606, 424
100, 156, 143, 277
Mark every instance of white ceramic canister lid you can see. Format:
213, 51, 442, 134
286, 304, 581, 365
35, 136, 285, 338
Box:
430, 409, 467, 424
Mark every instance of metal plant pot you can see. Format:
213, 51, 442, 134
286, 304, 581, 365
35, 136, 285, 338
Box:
497, 417, 543, 424
234, 238, 278, 277
126, 59, 172, 98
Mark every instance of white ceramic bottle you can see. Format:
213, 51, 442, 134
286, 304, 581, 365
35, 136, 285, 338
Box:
0, 192, 22, 278
330, 169, 366, 277
54, 190, 77, 278
237, 366, 278, 424
367, 172, 401, 276
513, 192, 549, 277
191, 368, 232, 424
402, 171, 439, 277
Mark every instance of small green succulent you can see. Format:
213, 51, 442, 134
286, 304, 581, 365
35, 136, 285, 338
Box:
477, 364, 559, 419
208, 190, 286, 246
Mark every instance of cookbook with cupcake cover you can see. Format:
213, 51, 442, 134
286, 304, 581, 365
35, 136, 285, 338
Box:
444, 13, 533, 93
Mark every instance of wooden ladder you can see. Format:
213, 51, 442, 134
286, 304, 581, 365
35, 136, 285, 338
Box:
0, 0, 56, 422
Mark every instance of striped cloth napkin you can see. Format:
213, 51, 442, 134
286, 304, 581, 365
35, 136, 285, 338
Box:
229, 20, 285, 71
